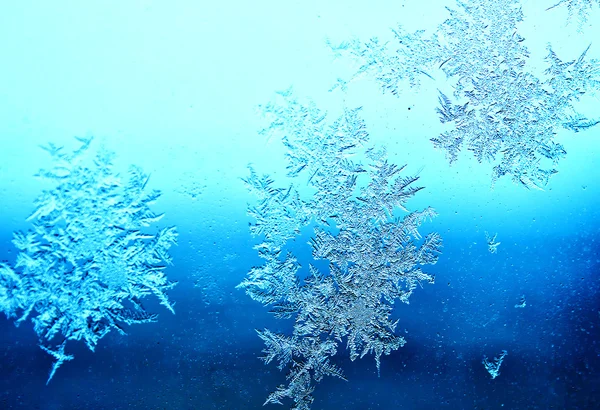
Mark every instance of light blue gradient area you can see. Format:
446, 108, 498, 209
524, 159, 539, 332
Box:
0, 1, 598, 234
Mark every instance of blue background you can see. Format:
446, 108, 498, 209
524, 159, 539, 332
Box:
0, 1, 598, 408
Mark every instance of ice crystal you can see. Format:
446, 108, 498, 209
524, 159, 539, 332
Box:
485, 231, 501, 254
0, 136, 178, 383
514, 295, 527, 308
546, 0, 600, 27
483, 350, 508, 379
239, 90, 442, 409
331, 0, 600, 189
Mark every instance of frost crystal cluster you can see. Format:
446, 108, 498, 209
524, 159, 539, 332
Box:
331, 0, 600, 189
547, 0, 600, 27
485, 231, 501, 254
483, 349, 508, 379
0, 137, 178, 383
239, 90, 442, 409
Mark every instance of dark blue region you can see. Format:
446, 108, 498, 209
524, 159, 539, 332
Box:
0, 222, 599, 410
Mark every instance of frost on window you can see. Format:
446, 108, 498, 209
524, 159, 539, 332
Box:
546, 0, 600, 27
239, 90, 442, 409
330, 0, 600, 189
483, 350, 508, 379
0, 136, 178, 383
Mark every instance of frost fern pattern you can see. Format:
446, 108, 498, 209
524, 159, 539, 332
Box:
0, 137, 178, 383
547, 0, 600, 27
239, 91, 442, 409
331, 0, 600, 189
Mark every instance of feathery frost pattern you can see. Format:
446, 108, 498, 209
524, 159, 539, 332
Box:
483, 350, 508, 379
331, 0, 600, 189
0, 137, 178, 383
239, 90, 442, 409
485, 232, 501, 254
547, 0, 600, 27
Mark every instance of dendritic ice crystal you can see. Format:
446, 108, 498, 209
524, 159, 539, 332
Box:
514, 294, 527, 308
239, 90, 442, 409
331, 0, 600, 190
0, 137, 178, 383
485, 231, 501, 254
547, 0, 600, 27
483, 350, 508, 379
